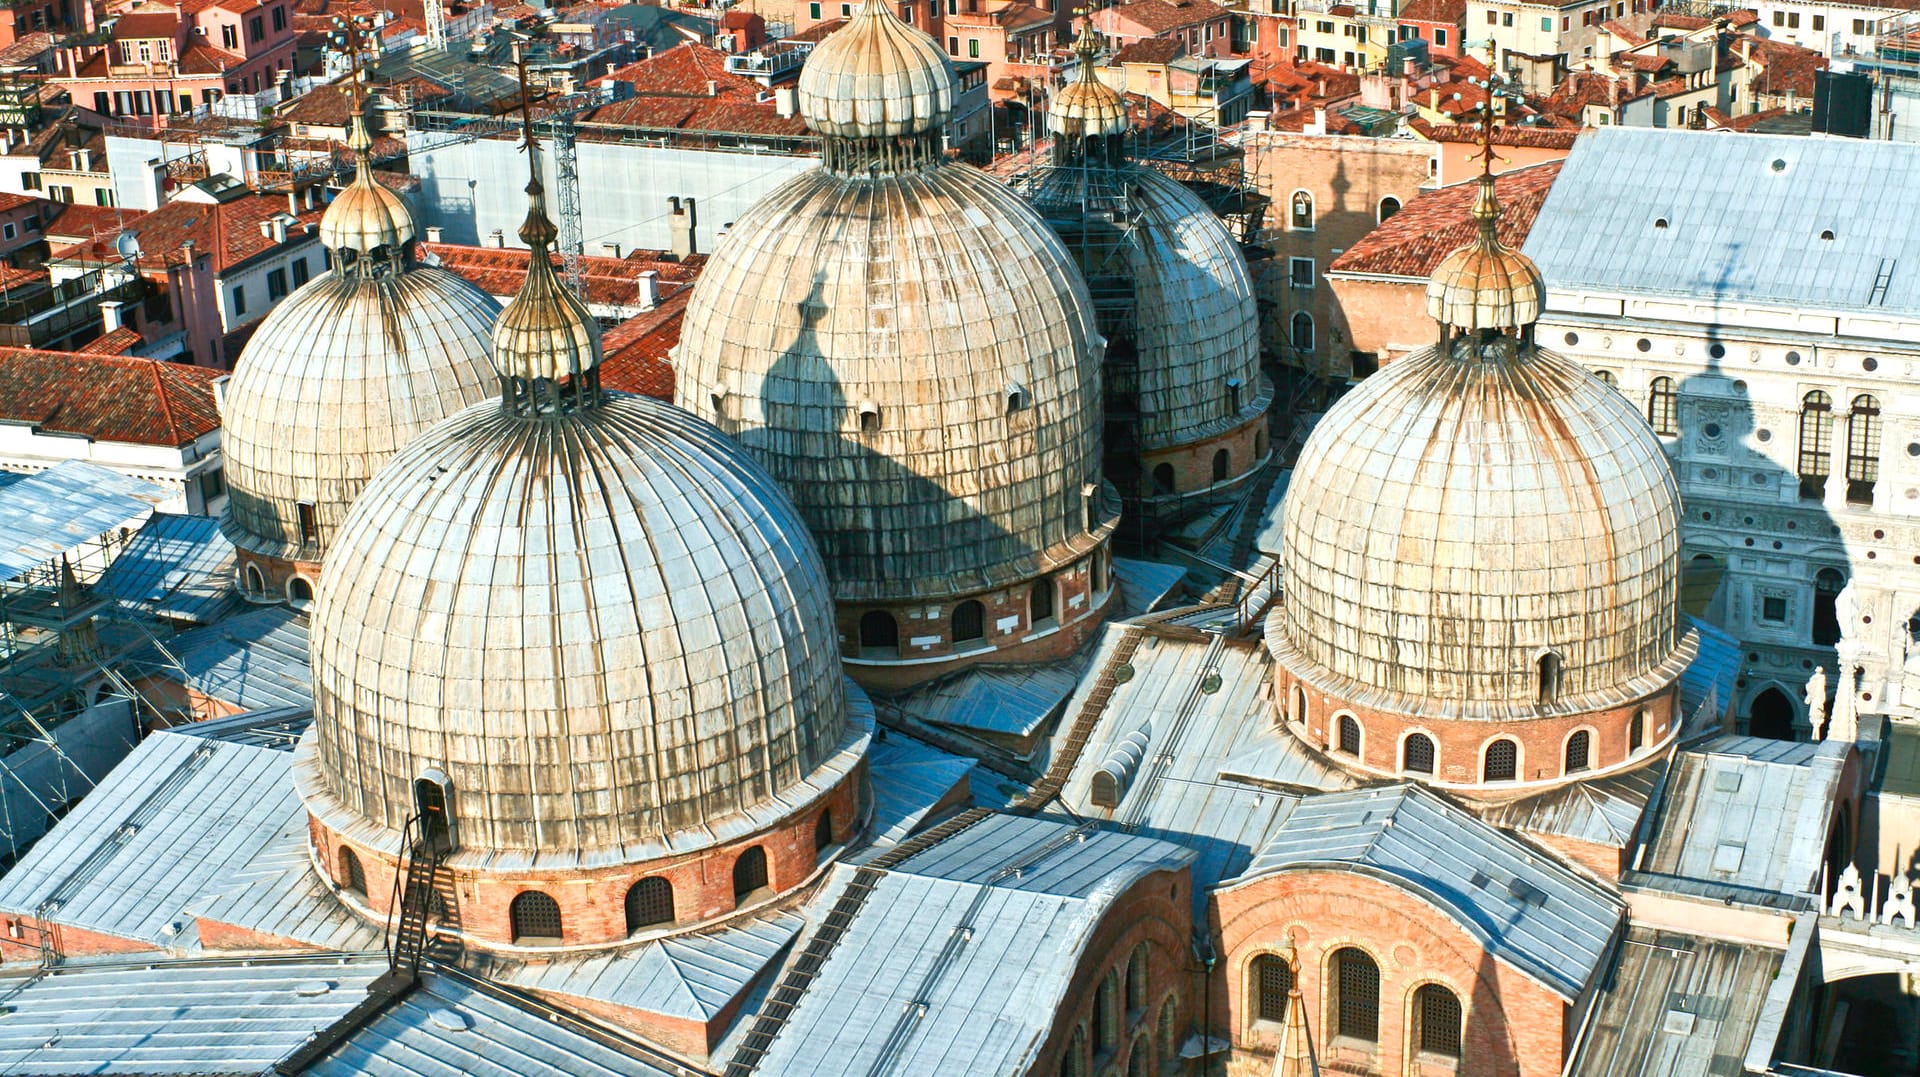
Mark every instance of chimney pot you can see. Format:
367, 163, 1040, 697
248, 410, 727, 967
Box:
100, 300, 125, 332
636, 269, 657, 310
425, 225, 443, 242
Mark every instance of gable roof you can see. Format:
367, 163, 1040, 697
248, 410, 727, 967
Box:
1240, 783, 1624, 1000
1523, 127, 1920, 316
1329, 161, 1563, 279
0, 348, 221, 447
1115, 37, 1185, 64
1396, 0, 1465, 23
1107, 0, 1228, 33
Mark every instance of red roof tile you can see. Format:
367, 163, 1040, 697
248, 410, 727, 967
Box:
111, 12, 183, 39
421, 242, 705, 309
1106, 0, 1226, 34
0, 349, 222, 447
1115, 37, 1184, 65
599, 290, 686, 401
76, 326, 145, 355
1329, 161, 1563, 279
586, 42, 809, 136
63, 194, 321, 274
1396, 0, 1464, 22
44, 202, 146, 245
1417, 122, 1579, 148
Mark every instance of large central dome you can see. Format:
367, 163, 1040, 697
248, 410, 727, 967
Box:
674, 0, 1116, 688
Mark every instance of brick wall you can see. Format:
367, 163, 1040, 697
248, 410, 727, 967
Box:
1213, 868, 1573, 1077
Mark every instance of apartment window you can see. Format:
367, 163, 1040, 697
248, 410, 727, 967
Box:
841, 1, 851, 12
1341, 22, 1354, 35
221, 23, 238, 48
1797, 390, 1833, 499
1436, 28, 1447, 44
1846, 394, 1881, 504
290, 257, 309, 287
1545, 16, 1555, 30
248, 14, 264, 40
1772, 10, 1784, 25
1762, 595, 1788, 622
1317, 19, 1334, 32
1788, 12, 1800, 28
49, 185, 73, 203
969, 37, 979, 56
948, 35, 959, 53
1502, 12, 1513, 25
1854, 18, 1870, 34
1289, 257, 1314, 288
266, 267, 288, 301
1645, 376, 1677, 435
232, 284, 247, 315
1561, 15, 1569, 29
1316, 46, 1336, 61
1290, 190, 1314, 229
1291, 312, 1314, 352
1378, 196, 1401, 222
271, 3, 285, 30
809, 1, 820, 16
1812, 14, 1824, 29
94, 189, 114, 207
93, 91, 109, 114
1487, 9, 1497, 22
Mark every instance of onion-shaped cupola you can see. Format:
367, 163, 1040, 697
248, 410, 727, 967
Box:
674, 0, 1118, 689
296, 128, 867, 950
1049, 23, 1129, 165
217, 96, 498, 605
1266, 143, 1691, 794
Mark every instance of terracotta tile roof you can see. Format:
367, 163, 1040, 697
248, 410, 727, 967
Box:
1115, 37, 1184, 64
1396, 0, 1465, 23
1618, 50, 1671, 72
0, 349, 222, 447
76, 326, 145, 355
599, 289, 687, 400
1713, 105, 1789, 130
43, 202, 142, 245
0, 31, 57, 65
1265, 104, 1363, 133
177, 38, 249, 74
68, 194, 322, 274
0, 264, 48, 293
949, 2, 1051, 29
586, 43, 808, 136
277, 83, 353, 127
111, 12, 183, 39
1745, 37, 1825, 97
420, 242, 705, 308
0, 192, 38, 213
1599, 18, 1645, 43
1107, 0, 1226, 34
1416, 121, 1579, 148
1329, 161, 1563, 279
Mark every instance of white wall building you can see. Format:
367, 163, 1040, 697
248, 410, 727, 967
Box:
1524, 127, 1920, 737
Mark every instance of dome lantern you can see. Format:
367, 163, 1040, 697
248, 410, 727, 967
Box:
796, 0, 957, 174
1049, 23, 1129, 163
316, 74, 417, 273
488, 63, 602, 416
1424, 114, 1546, 341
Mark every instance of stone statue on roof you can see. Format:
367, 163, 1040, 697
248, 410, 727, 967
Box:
1805, 665, 1827, 736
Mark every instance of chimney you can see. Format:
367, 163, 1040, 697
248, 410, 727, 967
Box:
100, 300, 125, 332
486, 229, 506, 248
775, 84, 797, 117
636, 269, 657, 310
597, 241, 621, 258
425, 225, 443, 242
669, 196, 697, 259
706, 79, 718, 96
288, 188, 299, 215
270, 215, 289, 244
1312, 107, 1325, 133
73, 147, 90, 171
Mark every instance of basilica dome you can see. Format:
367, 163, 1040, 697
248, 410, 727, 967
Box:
1272, 171, 1683, 720
219, 111, 497, 587
674, 1, 1108, 606
302, 175, 855, 863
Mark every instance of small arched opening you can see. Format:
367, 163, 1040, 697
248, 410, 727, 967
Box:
1330, 947, 1380, 1043
1536, 651, 1563, 705
1252, 952, 1293, 1023
287, 576, 314, 606
1151, 463, 1176, 495
1413, 983, 1462, 1058
509, 891, 563, 945
1125, 943, 1149, 1015
243, 562, 266, 596
1813, 567, 1846, 646
337, 846, 365, 896
858, 611, 899, 657
1484, 738, 1519, 782
1748, 686, 1797, 740
625, 877, 674, 934
1029, 578, 1055, 626
1402, 733, 1435, 775
733, 845, 770, 903
1564, 729, 1591, 774
1336, 714, 1361, 755
814, 810, 834, 853
952, 600, 985, 644
1211, 448, 1230, 483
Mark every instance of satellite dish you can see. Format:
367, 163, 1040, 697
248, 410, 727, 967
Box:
113, 230, 141, 263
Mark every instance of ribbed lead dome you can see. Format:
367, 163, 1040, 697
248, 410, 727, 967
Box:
1050, 24, 1127, 140
219, 112, 497, 568
797, 0, 954, 139
675, 164, 1105, 602
305, 149, 851, 858
1426, 174, 1546, 332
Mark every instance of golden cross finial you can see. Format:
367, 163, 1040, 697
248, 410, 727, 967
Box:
512, 42, 542, 161
1465, 98, 1504, 179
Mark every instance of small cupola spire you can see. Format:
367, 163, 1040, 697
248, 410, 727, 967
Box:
796, 0, 959, 175
1049, 16, 1128, 165
490, 45, 602, 416
317, 18, 417, 273
1424, 101, 1546, 348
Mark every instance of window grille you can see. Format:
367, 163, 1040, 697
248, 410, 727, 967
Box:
1337, 715, 1361, 755
1252, 953, 1292, 1022
625, 878, 674, 932
1485, 739, 1518, 781
1403, 733, 1435, 774
1416, 984, 1462, 1056
1333, 948, 1379, 1042
1565, 729, 1591, 773
510, 891, 562, 942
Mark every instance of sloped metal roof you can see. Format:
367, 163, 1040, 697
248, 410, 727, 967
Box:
0, 730, 304, 951
753, 814, 1192, 1076
142, 606, 313, 712
864, 730, 977, 847
0, 955, 383, 1074
1634, 734, 1845, 901
902, 661, 1082, 738
1478, 759, 1663, 848
1677, 616, 1740, 734
0, 461, 165, 581
93, 511, 238, 624
1052, 628, 1349, 900
494, 910, 804, 1023
1569, 926, 1787, 1077
1241, 783, 1624, 1001
1524, 127, 1920, 317
302, 972, 693, 1077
